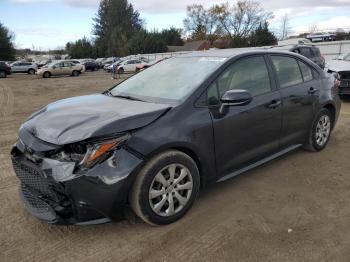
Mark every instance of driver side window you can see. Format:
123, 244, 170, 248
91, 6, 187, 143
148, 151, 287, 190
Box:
207, 56, 272, 105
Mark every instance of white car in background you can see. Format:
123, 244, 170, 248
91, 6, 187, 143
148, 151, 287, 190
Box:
325, 53, 350, 97
117, 59, 147, 73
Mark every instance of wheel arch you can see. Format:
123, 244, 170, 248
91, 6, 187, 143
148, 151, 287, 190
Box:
137, 143, 209, 189
322, 103, 336, 129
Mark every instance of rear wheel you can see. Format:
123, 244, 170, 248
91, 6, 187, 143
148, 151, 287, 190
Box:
0, 71, 6, 78
28, 69, 35, 75
130, 150, 200, 225
43, 71, 51, 78
72, 70, 80, 77
303, 108, 333, 151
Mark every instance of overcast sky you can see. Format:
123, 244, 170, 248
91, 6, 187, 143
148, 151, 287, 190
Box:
1, 0, 350, 49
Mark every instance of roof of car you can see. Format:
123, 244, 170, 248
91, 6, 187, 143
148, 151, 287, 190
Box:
177, 47, 307, 59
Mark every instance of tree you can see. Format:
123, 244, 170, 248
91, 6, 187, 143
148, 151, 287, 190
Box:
129, 30, 168, 54
66, 37, 96, 59
161, 27, 183, 46
249, 22, 277, 47
279, 14, 290, 40
309, 24, 319, 34
211, 1, 273, 40
0, 22, 15, 61
183, 4, 219, 43
93, 0, 142, 57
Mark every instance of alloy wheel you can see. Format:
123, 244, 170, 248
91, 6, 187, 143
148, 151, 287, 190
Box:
315, 115, 331, 147
149, 164, 193, 217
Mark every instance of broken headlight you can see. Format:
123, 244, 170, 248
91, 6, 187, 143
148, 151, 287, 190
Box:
51, 134, 130, 170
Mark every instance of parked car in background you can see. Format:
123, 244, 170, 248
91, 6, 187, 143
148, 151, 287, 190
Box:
83, 60, 99, 71
0, 61, 11, 78
12, 49, 340, 225
325, 53, 350, 97
37, 61, 82, 78
117, 59, 146, 73
306, 32, 336, 43
65, 60, 85, 72
102, 57, 115, 67
10, 61, 38, 75
135, 59, 166, 72
270, 45, 325, 69
96, 58, 107, 69
36, 60, 51, 68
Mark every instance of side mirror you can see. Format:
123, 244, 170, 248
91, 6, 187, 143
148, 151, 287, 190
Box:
219, 89, 252, 113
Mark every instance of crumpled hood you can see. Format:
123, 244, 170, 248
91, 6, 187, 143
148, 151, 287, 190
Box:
21, 94, 171, 145
326, 60, 350, 72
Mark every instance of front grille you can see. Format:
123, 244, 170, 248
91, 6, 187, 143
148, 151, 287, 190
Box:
21, 185, 51, 212
12, 158, 62, 203
20, 185, 57, 222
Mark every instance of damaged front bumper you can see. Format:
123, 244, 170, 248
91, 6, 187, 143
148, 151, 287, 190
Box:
11, 135, 143, 225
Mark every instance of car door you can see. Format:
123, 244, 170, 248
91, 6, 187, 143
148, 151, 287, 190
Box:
208, 55, 283, 177
62, 62, 73, 75
269, 55, 319, 148
11, 62, 21, 72
124, 60, 134, 72
53, 63, 64, 75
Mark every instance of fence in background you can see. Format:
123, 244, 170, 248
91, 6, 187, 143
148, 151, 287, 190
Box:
315, 40, 350, 62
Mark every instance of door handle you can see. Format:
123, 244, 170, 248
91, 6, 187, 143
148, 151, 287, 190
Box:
308, 87, 318, 94
267, 100, 281, 109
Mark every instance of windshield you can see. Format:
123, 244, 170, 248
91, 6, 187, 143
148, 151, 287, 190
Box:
110, 57, 225, 103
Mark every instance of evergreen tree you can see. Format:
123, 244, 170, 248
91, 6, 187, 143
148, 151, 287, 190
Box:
249, 22, 277, 47
66, 37, 96, 59
161, 27, 183, 46
93, 0, 142, 57
0, 22, 15, 61
129, 30, 168, 54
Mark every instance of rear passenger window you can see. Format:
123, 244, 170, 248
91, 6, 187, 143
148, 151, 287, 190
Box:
271, 56, 303, 88
298, 61, 313, 82
218, 56, 271, 97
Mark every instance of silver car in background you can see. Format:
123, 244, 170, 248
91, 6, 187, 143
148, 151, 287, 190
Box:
11, 61, 38, 75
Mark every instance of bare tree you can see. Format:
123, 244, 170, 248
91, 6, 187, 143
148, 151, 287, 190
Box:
183, 4, 219, 42
309, 24, 319, 34
279, 14, 290, 40
211, 1, 274, 40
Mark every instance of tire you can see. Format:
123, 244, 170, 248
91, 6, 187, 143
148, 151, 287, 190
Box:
28, 69, 35, 75
72, 70, 80, 77
118, 68, 124, 74
130, 150, 200, 225
43, 71, 51, 78
303, 108, 333, 152
0, 71, 6, 78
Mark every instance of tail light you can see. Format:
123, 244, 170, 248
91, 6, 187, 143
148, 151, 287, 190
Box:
335, 79, 340, 89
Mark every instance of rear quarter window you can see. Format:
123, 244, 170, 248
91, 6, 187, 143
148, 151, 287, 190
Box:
271, 56, 303, 88
298, 61, 313, 82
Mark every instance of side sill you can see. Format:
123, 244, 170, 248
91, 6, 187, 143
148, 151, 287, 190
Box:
217, 144, 302, 183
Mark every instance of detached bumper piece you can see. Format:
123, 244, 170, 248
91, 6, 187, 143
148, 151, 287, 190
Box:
12, 157, 73, 224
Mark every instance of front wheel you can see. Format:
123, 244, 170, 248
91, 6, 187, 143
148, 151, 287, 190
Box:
303, 108, 333, 151
28, 69, 35, 75
0, 71, 6, 78
130, 150, 200, 225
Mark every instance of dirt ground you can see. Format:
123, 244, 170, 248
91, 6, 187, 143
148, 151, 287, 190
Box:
1, 71, 350, 262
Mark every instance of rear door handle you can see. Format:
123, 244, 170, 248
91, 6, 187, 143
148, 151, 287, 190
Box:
308, 87, 318, 94
267, 100, 281, 109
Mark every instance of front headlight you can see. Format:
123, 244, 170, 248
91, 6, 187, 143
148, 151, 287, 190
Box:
50, 134, 130, 170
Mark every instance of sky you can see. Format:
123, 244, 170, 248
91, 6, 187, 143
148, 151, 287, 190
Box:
1, 0, 350, 50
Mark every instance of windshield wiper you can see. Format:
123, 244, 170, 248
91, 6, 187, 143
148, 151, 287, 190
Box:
113, 94, 145, 102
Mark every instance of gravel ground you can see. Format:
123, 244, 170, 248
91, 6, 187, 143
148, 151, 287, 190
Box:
1, 71, 350, 262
